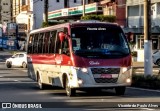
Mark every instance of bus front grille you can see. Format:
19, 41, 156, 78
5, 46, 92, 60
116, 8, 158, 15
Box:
94, 78, 118, 83
91, 68, 120, 74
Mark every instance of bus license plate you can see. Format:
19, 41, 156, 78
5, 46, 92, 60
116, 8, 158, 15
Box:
100, 74, 112, 78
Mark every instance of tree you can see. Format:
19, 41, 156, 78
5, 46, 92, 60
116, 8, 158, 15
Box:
81, 14, 116, 22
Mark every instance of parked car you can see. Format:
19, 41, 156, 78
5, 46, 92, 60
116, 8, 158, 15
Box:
5, 52, 27, 68
152, 50, 160, 66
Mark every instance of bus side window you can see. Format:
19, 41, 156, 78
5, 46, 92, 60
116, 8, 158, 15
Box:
55, 32, 61, 54
49, 30, 57, 53
33, 34, 38, 53
62, 40, 70, 56
55, 28, 68, 54
28, 35, 33, 54
38, 33, 44, 53
43, 32, 50, 53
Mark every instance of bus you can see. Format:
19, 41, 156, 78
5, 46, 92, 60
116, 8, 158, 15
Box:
27, 20, 132, 96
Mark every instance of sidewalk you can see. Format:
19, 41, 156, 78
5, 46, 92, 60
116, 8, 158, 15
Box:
132, 62, 160, 75
0, 50, 12, 63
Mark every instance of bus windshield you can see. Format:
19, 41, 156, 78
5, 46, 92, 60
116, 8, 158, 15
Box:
71, 26, 130, 58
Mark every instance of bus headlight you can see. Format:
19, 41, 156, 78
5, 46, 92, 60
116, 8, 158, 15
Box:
78, 78, 83, 84
122, 67, 131, 73
71, 67, 88, 74
126, 78, 131, 83
81, 68, 88, 73
122, 67, 127, 73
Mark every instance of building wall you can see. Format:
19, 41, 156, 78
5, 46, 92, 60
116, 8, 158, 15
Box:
30, 0, 87, 29
101, 0, 126, 27
0, 0, 12, 23
12, 0, 29, 22
126, 1, 160, 62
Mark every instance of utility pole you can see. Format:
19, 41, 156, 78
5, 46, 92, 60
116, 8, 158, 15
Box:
44, 0, 48, 24
144, 0, 152, 76
83, 0, 85, 17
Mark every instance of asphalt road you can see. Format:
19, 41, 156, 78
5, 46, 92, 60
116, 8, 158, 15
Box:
0, 63, 160, 111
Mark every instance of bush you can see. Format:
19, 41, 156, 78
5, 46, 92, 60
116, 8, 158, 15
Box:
41, 21, 66, 28
132, 75, 160, 89
81, 15, 116, 22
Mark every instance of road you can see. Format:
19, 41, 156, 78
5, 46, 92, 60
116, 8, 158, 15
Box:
0, 62, 160, 111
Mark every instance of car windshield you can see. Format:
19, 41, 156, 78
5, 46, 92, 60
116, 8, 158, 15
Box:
71, 26, 130, 58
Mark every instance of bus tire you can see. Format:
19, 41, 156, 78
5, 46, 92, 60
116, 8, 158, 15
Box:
115, 86, 126, 95
37, 74, 47, 90
65, 77, 75, 97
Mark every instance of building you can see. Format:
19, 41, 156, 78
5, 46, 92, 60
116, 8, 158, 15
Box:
29, 0, 93, 30
124, 0, 160, 62
12, 0, 30, 22
0, 0, 12, 24
100, 0, 126, 27
47, 0, 103, 23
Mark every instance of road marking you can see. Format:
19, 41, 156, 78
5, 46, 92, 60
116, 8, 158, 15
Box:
85, 108, 156, 111
0, 81, 36, 84
128, 87, 160, 93
141, 108, 156, 110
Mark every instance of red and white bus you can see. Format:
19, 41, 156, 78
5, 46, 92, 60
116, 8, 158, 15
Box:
27, 20, 132, 96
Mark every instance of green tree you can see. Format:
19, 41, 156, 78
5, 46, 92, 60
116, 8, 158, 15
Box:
81, 14, 116, 22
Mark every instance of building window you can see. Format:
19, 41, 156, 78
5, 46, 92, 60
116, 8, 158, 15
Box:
137, 36, 144, 49
3, 3, 8, 5
22, 0, 26, 5
74, 0, 77, 3
57, 0, 59, 2
64, 0, 69, 8
152, 37, 159, 50
137, 35, 159, 50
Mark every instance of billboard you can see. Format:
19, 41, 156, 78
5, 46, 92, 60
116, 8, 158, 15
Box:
7, 23, 17, 36
18, 24, 27, 33
0, 28, 2, 37
0, 39, 2, 47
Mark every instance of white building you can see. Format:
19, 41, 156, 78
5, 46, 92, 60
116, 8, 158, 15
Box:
0, 0, 12, 23
28, 0, 87, 30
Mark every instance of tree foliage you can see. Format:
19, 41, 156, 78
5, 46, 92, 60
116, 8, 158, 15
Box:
41, 21, 64, 28
81, 14, 116, 22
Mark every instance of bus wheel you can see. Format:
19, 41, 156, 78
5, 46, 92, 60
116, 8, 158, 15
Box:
37, 75, 47, 90
115, 86, 126, 95
65, 78, 75, 97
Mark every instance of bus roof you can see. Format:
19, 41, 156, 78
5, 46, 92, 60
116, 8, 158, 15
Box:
29, 20, 120, 34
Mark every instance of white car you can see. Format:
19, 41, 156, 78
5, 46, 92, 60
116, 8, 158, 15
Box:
5, 52, 27, 68
152, 50, 160, 66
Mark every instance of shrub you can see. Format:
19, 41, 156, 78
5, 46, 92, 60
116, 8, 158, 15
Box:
81, 15, 116, 22
132, 75, 160, 89
41, 21, 66, 28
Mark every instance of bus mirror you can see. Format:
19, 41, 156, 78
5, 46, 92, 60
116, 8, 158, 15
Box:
59, 32, 66, 42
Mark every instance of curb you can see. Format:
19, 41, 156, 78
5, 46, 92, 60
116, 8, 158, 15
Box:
128, 87, 160, 93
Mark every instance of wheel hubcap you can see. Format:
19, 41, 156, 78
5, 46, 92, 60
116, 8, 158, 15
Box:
38, 78, 42, 88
